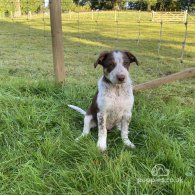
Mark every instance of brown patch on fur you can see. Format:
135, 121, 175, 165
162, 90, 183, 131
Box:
123, 50, 139, 66
86, 91, 99, 123
94, 51, 116, 73
94, 51, 110, 68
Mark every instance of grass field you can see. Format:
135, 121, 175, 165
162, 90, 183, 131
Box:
0, 11, 195, 194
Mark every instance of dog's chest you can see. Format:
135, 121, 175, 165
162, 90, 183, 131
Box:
106, 87, 130, 111
98, 83, 134, 128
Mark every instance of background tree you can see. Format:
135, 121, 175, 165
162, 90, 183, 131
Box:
75, 0, 127, 10
20, 0, 42, 14
0, 0, 21, 17
145, 0, 157, 11
13, 0, 21, 17
1, 0, 194, 15
61, 0, 76, 12
113, 0, 128, 10
0, 0, 14, 16
71, 0, 194, 11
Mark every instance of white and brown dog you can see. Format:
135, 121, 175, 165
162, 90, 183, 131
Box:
68, 50, 138, 151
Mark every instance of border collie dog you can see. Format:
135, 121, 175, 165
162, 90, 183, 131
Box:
69, 50, 138, 151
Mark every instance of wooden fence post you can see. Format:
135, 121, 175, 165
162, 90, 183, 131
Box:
134, 68, 195, 92
137, 10, 141, 45
181, 13, 188, 63
158, 19, 163, 55
49, 0, 65, 82
184, 10, 188, 23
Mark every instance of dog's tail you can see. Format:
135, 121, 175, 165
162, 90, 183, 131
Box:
68, 104, 86, 115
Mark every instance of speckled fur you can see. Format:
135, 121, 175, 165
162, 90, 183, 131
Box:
97, 76, 134, 130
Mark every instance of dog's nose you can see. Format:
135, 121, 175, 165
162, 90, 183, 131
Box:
117, 74, 125, 82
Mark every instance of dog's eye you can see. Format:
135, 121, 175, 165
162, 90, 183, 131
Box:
108, 63, 115, 67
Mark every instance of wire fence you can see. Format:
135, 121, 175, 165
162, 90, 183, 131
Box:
0, 1, 195, 91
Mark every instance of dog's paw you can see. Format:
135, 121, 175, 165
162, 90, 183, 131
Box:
123, 139, 136, 149
75, 136, 81, 142
97, 141, 107, 152
75, 133, 88, 141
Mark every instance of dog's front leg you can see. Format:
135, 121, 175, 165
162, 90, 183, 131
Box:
97, 112, 107, 151
121, 113, 135, 149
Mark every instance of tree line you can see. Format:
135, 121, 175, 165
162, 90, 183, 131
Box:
0, 0, 43, 16
0, 0, 195, 17
79, 0, 194, 11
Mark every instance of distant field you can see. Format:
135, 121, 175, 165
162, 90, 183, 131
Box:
0, 11, 195, 194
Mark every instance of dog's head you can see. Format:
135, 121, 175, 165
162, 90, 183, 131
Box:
94, 50, 138, 84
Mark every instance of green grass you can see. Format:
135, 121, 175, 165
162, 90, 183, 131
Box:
0, 11, 195, 194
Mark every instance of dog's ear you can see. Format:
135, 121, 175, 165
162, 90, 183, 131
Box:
94, 51, 109, 68
124, 50, 139, 65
